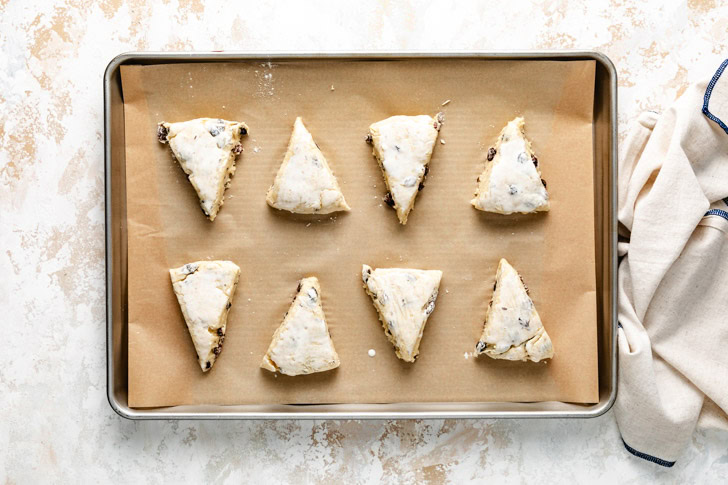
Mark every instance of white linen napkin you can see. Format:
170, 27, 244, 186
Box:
615, 58, 728, 467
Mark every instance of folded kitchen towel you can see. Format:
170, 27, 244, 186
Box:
615, 58, 728, 467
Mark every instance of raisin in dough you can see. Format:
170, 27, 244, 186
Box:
362, 265, 442, 362
474, 258, 554, 362
367, 114, 443, 224
158, 118, 248, 221
260, 277, 340, 376
169, 260, 241, 372
471, 117, 549, 214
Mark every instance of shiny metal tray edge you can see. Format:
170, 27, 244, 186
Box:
104, 51, 618, 420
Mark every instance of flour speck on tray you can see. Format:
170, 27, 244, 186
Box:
254, 62, 276, 98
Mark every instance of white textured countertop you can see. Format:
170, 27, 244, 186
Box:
1, 0, 727, 482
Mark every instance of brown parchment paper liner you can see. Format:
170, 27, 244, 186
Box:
122, 59, 598, 407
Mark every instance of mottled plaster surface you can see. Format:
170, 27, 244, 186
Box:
1, 0, 727, 483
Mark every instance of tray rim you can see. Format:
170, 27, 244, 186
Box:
104, 50, 618, 420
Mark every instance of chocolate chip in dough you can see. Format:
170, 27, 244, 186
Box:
487, 147, 496, 161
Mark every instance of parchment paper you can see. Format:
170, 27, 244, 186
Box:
121, 59, 598, 407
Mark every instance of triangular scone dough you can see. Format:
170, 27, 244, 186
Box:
471, 117, 549, 214
261, 277, 340, 376
367, 114, 443, 224
362, 265, 442, 362
475, 259, 554, 362
266, 117, 350, 214
169, 260, 241, 372
158, 118, 248, 221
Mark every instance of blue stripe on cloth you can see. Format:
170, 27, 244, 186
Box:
704, 209, 728, 221
702, 58, 728, 134
622, 439, 676, 468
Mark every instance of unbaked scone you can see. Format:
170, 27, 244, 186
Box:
367, 114, 443, 224
158, 118, 248, 221
471, 117, 549, 214
261, 277, 340, 376
362, 264, 442, 362
169, 260, 241, 372
266, 117, 350, 214
474, 258, 554, 362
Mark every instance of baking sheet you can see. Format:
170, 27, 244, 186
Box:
121, 59, 598, 407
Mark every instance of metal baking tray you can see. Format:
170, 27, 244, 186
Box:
105, 51, 617, 419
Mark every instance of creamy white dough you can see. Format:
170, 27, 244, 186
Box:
362, 264, 442, 362
260, 277, 340, 376
368, 114, 442, 224
475, 258, 554, 362
169, 260, 241, 372
471, 117, 549, 215
266, 117, 350, 214
158, 118, 248, 221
